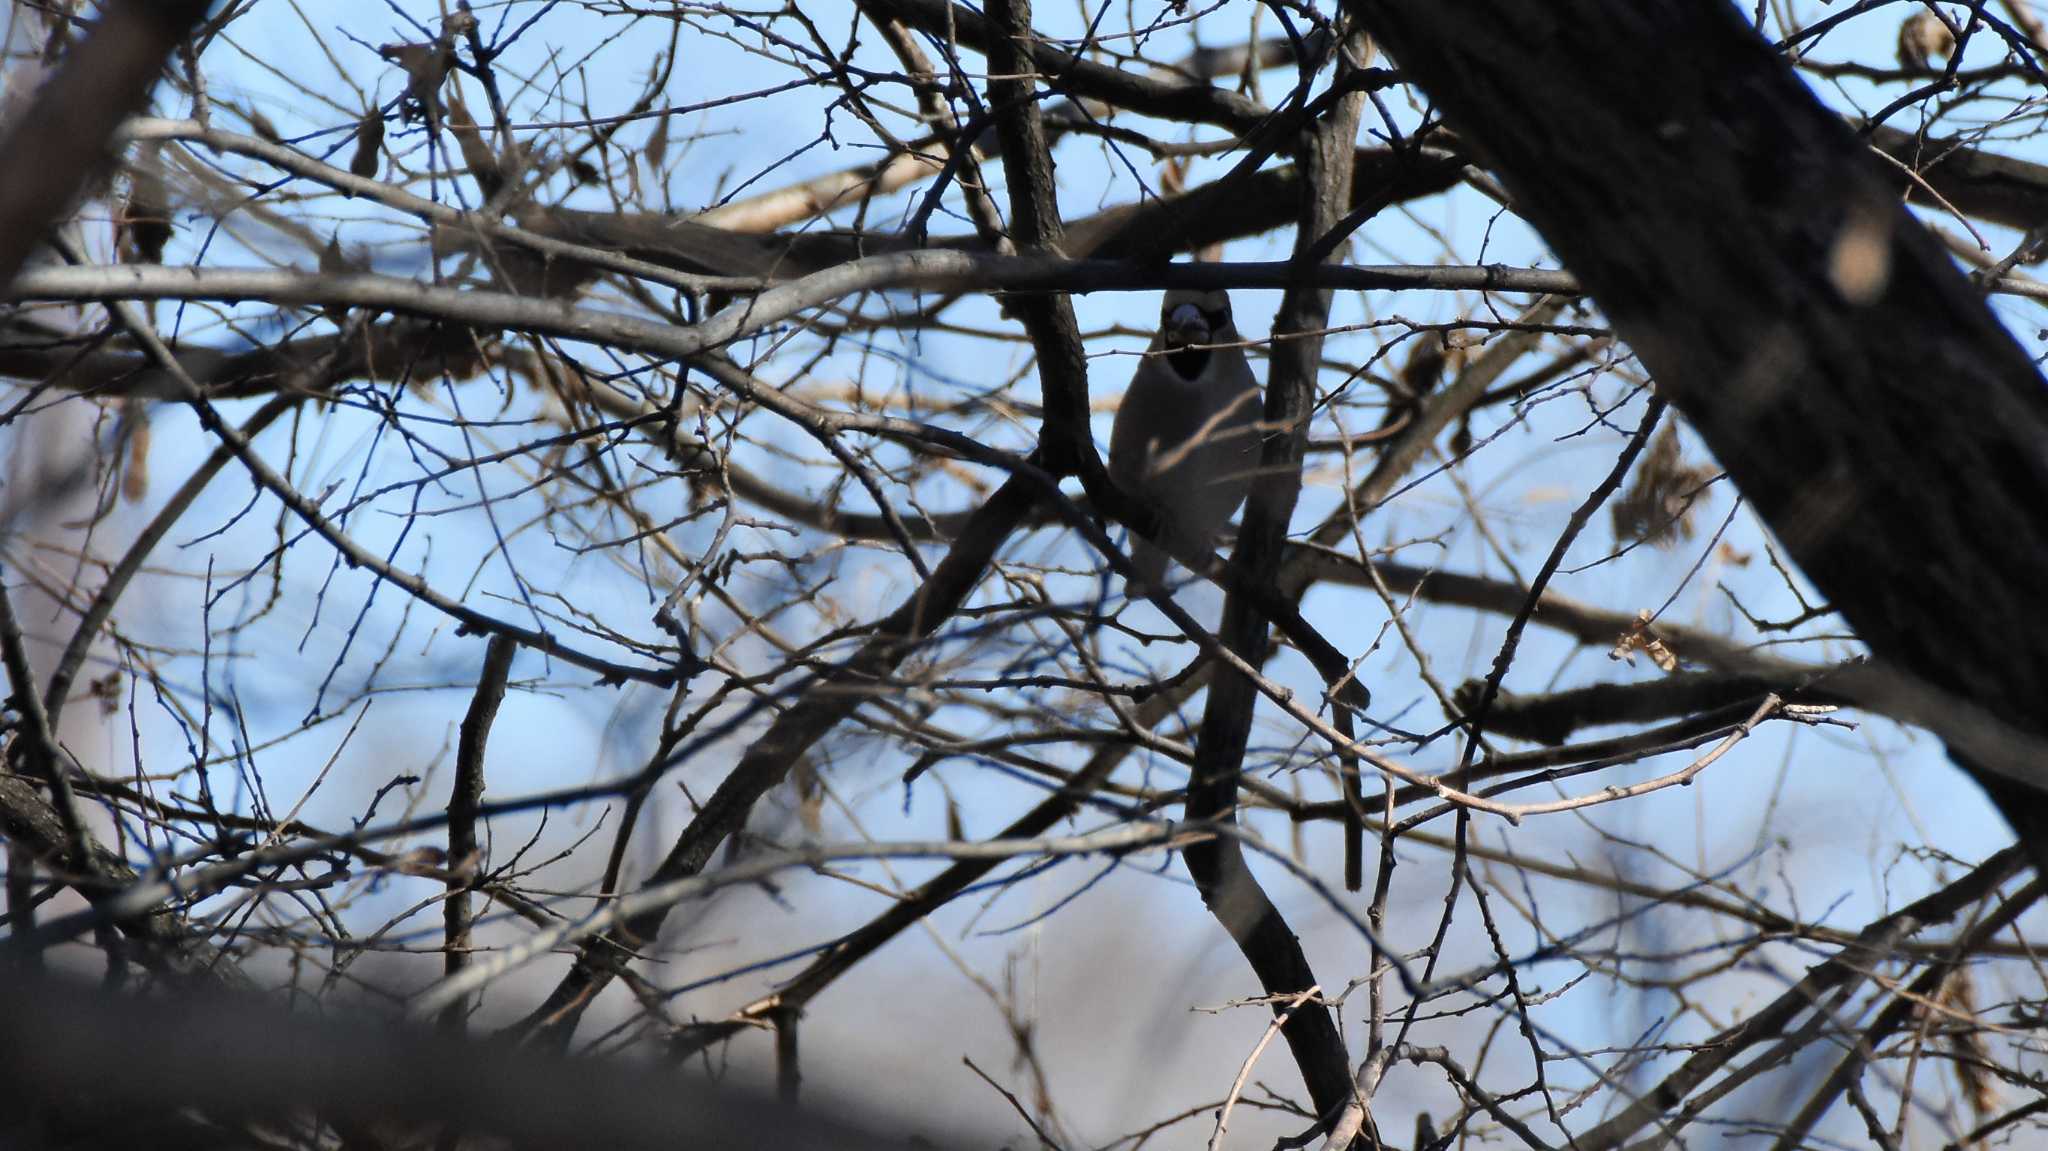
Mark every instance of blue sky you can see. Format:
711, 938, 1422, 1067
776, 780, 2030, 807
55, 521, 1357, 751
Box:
24, 1, 2042, 1144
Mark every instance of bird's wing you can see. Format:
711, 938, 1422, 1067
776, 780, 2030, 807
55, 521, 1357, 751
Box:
1109, 352, 1182, 491
1110, 353, 1185, 591
1175, 347, 1264, 537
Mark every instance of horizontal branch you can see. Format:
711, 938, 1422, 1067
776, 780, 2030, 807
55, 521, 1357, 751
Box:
1867, 121, 2048, 234
122, 118, 758, 295
129, 118, 1468, 277
13, 259, 2041, 367
859, 0, 1271, 132
3, 256, 1579, 328
1461, 667, 1851, 744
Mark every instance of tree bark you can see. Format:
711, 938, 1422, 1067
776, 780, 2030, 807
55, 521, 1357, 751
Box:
1348, 0, 2048, 873
0, 0, 217, 287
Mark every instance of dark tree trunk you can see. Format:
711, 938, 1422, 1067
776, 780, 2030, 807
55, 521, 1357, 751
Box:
1348, 0, 2048, 872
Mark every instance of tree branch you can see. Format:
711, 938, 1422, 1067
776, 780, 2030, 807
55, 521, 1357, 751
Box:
1350, 0, 2048, 874
0, 0, 215, 287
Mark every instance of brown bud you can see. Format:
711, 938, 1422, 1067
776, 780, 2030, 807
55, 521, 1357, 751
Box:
445, 91, 502, 197
643, 110, 670, 172
247, 108, 282, 144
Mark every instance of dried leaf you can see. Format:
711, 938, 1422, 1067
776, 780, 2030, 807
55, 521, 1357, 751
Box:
392, 847, 449, 876
793, 756, 823, 835
319, 231, 349, 276
1611, 609, 1680, 672
349, 111, 385, 180
1397, 334, 1448, 400
1940, 968, 1999, 1120
644, 109, 671, 172
121, 404, 150, 503
380, 41, 452, 127
1643, 634, 1678, 673
88, 671, 122, 718
1897, 11, 1954, 69
1158, 155, 1188, 197
318, 232, 355, 323
445, 90, 503, 197
1612, 422, 1715, 547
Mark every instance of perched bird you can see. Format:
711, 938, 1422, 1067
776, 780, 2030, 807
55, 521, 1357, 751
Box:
1109, 288, 1263, 594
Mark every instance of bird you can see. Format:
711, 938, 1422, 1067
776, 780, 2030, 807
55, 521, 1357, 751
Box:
1108, 288, 1263, 595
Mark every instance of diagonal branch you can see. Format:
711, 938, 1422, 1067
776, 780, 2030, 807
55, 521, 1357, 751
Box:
1573, 845, 2028, 1150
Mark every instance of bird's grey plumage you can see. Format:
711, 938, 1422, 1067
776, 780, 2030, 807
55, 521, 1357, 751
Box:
1109, 288, 1262, 594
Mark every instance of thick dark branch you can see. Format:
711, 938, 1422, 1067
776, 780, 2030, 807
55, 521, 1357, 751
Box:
1183, 24, 1373, 1135
1867, 121, 2048, 233
1067, 143, 1466, 259
0, 972, 938, 1150
133, 118, 1466, 280
984, 0, 1092, 476
1352, 0, 2048, 873
0, 0, 215, 287
1463, 667, 1852, 745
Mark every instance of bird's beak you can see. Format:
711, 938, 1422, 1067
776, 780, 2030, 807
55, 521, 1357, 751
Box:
1163, 302, 1211, 349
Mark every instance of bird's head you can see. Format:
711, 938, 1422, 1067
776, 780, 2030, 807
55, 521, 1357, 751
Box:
1159, 288, 1233, 379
